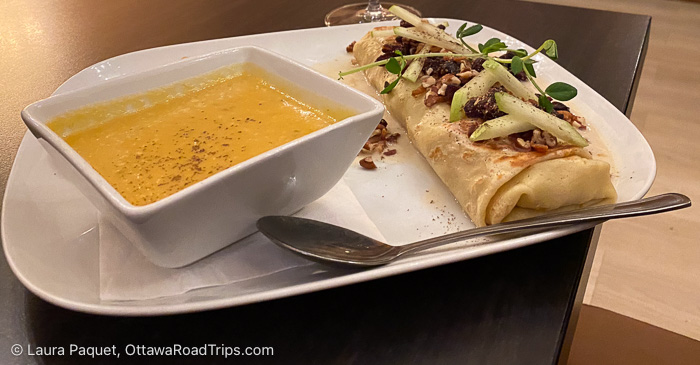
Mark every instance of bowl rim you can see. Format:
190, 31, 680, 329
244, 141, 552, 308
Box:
21, 45, 385, 220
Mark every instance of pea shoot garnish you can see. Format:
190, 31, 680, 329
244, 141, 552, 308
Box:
381, 51, 407, 94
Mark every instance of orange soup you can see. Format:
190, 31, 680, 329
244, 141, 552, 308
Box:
48, 64, 353, 206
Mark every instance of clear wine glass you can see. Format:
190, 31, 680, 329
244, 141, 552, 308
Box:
325, 1, 421, 26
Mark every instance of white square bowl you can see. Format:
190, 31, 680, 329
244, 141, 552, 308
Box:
21, 46, 384, 268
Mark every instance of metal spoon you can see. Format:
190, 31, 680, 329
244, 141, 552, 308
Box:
256, 193, 691, 267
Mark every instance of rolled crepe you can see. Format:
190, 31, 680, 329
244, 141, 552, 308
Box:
353, 31, 617, 226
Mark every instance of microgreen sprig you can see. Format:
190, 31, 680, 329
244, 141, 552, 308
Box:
478, 37, 507, 55
381, 51, 407, 94
456, 23, 482, 53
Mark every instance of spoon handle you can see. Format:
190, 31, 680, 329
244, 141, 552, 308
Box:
397, 193, 691, 256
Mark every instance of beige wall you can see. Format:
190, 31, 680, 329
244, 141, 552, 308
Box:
524, 0, 700, 341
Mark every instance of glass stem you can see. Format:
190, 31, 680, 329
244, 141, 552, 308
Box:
364, 0, 384, 22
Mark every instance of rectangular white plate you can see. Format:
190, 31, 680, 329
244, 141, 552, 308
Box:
1, 20, 655, 316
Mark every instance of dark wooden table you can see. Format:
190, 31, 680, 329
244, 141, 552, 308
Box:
0, 1, 650, 364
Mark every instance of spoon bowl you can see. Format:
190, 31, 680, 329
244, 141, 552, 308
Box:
257, 216, 402, 266
257, 193, 691, 267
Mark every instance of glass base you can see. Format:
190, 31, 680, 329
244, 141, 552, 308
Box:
325, 3, 421, 26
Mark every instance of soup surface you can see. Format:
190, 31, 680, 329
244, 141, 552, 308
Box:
49, 64, 353, 206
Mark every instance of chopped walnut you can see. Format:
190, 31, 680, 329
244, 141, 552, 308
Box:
558, 110, 575, 122
385, 132, 400, 143
532, 143, 549, 153
441, 74, 461, 86
412, 85, 427, 97
421, 76, 436, 88
359, 119, 401, 160
424, 90, 445, 107
557, 110, 587, 130
359, 157, 377, 169
531, 129, 544, 145
529, 129, 558, 149
346, 41, 356, 53
515, 138, 531, 149
542, 131, 557, 147
457, 69, 479, 82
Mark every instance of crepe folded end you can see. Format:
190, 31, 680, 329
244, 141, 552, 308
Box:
485, 156, 618, 225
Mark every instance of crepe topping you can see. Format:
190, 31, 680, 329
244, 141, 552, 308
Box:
340, 7, 587, 148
